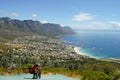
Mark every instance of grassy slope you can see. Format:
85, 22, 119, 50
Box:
0, 60, 120, 80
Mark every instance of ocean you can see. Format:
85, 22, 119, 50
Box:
60, 30, 120, 58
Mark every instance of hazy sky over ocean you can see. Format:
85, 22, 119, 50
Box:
1, 0, 120, 30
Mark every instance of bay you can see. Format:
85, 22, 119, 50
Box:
61, 30, 120, 58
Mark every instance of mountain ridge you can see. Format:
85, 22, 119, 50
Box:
0, 17, 75, 39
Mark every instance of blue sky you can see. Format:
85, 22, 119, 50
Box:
1, 0, 120, 30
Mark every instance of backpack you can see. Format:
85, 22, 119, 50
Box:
29, 65, 34, 74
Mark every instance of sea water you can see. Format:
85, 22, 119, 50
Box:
61, 30, 120, 58
0, 74, 79, 80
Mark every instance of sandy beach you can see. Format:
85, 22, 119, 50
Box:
74, 47, 86, 56
74, 47, 96, 58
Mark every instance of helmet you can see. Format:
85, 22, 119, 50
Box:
36, 63, 40, 66
38, 63, 40, 66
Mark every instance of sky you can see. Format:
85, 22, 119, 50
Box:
1, 0, 120, 30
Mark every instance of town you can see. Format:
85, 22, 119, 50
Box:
1, 35, 90, 70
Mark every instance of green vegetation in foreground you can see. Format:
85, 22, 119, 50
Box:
1, 61, 120, 80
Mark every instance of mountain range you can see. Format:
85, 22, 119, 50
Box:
0, 17, 75, 40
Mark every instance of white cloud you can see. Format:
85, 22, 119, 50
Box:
73, 12, 93, 21
29, 13, 38, 20
72, 21, 120, 30
91, 22, 106, 26
28, 17, 32, 20
32, 13, 37, 18
41, 20, 48, 23
110, 22, 120, 26
10, 12, 18, 17
0, 10, 18, 17
110, 21, 120, 29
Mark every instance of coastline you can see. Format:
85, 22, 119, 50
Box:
74, 47, 120, 63
74, 47, 97, 59
60, 35, 97, 59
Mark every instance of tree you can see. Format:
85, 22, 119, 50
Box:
104, 67, 114, 75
